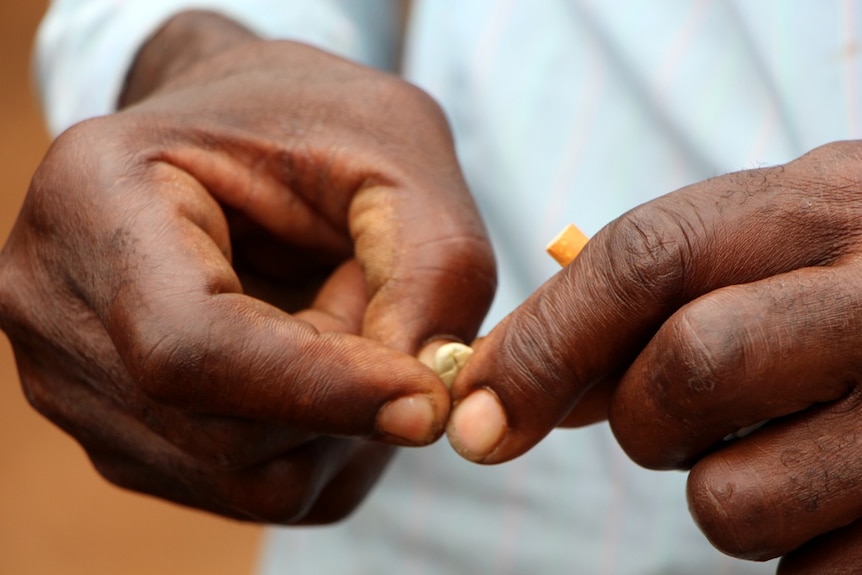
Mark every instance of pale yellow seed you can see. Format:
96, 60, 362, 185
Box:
546, 223, 589, 267
433, 342, 474, 388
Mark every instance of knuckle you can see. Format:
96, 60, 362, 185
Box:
245, 494, 312, 525
687, 462, 781, 561
381, 76, 445, 117
84, 452, 147, 492
782, 143, 862, 237
132, 328, 204, 405
0, 259, 25, 335
35, 117, 108, 185
89, 454, 137, 491
793, 140, 862, 170
227, 464, 321, 525
373, 77, 454, 144
19, 372, 57, 420
664, 301, 738, 398
614, 298, 748, 470
601, 208, 689, 305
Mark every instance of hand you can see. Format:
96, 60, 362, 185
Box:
0, 12, 495, 524
449, 140, 862, 570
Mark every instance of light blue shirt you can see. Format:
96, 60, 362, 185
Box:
36, 1, 862, 573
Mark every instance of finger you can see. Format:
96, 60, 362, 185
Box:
778, 521, 862, 575
610, 264, 861, 470
90, 435, 364, 524
156, 260, 368, 468
2, 243, 324, 474
159, 98, 497, 356
449, 146, 862, 463
274, 255, 402, 520
12, 306, 340, 473
119, 289, 449, 446
343, 84, 497, 354
21, 344, 387, 523
686, 390, 862, 561
98, 169, 449, 446
349, 173, 497, 354
297, 441, 397, 525
95, 434, 380, 524
293, 259, 367, 335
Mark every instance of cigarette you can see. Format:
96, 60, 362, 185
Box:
545, 223, 589, 267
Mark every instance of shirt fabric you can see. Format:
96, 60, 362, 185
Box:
35, 1, 862, 573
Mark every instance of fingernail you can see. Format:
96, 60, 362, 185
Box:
377, 394, 437, 445
447, 389, 507, 462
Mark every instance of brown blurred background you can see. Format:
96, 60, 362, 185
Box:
0, 3, 261, 574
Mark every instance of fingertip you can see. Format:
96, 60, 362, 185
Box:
446, 388, 508, 463
376, 393, 444, 446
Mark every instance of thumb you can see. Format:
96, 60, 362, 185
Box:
448, 151, 855, 463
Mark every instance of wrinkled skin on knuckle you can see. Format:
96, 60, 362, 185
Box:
599, 207, 690, 312
792, 140, 862, 179
613, 302, 740, 470
131, 325, 207, 406
665, 303, 732, 398
687, 460, 784, 561
17, 118, 154, 313
688, 412, 862, 564
603, 146, 862, 298
660, 299, 750, 418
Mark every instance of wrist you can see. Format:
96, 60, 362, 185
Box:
118, 10, 259, 108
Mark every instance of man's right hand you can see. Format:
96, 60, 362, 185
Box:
0, 11, 496, 524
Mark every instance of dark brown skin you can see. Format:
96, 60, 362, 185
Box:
0, 11, 496, 524
6, 8, 859, 571
451, 141, 862, 570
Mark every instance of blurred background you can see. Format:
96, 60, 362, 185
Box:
0, 3, 261, 574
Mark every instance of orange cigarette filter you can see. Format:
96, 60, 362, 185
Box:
545, 223, 589, 267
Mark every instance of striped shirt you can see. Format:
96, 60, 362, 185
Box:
36, 1, 861, 573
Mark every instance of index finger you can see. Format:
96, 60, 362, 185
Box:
448, 143, 862, 463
